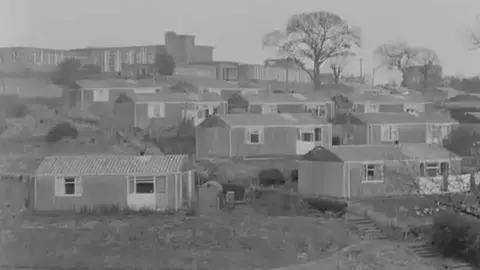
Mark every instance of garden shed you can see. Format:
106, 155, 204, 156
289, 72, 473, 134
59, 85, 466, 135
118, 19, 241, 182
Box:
34, 154, 194, 211
298, 144, 462, 198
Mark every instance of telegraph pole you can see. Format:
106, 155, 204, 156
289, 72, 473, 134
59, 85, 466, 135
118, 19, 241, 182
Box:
285, 56, 289, 92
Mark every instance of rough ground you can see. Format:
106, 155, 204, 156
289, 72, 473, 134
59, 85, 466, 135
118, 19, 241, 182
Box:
270, 240, 447, 270
0, 208, 354, 269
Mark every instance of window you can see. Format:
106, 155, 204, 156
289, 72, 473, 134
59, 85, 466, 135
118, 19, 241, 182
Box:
245, 127, 264, 144
93, 89, 109, 102
306, 104, 327, 116
55, 176, 82, 196
381, 124, 399, 142
147, 52, 155, 64
11, 51, 18, 62
365, 103, 379, 113
427, 124, 450, 144
297, 127, 322, 142
363, 164, 384, 183
122, 52, 129, 63
261, 104, 278, 114
128, 176, 166, 194
420, 161, 449, 177
30, 52, 35, 63
136, 52, 142, 64
148, 103, 165, 118
129, 51, 135, 64
48, 52, 55, 65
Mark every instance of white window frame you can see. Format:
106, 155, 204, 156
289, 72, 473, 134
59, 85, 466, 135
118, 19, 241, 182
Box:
297, 127, 322, 142
261, 104, 278, 114
148, 103, 166, 118
364, 103, 379, 113
93, 89, 109, 102
55, 176, 82, 197
420, 162, 441, 177
380, 124, 399, 142
245, 127, 264, 144
427, 124, 450, 144
305, 104, 327, 116
127, 176, 167, 194
362, 163, 384, 183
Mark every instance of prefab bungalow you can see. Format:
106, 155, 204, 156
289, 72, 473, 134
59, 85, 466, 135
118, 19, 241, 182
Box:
33, 154, 194, 211
343, 92, 434, 113
227, 92, 335, 118
299, 143, 462, 198
112, 91, 227, 133
195, 113, 332, 157
331, 112, 457, 145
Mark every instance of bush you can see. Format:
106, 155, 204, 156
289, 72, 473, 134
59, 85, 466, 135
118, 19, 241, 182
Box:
222, 183, 246, 201
290, 169, 298, 182
258, 168, 286, 186
304, 197, 347, 214
6, 102, 29, 118
430, 212, 480, 265
45, 122, 78, 143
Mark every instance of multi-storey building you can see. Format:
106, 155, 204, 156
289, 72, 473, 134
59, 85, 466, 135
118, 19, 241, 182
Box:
0, 47, 82, 73
0, 32, 214, 75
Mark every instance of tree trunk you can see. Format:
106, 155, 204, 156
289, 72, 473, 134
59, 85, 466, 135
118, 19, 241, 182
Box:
331, 66, 341, 84
312, 66, 321, 90
400, 71, 408, 87
422, 65, 429, 88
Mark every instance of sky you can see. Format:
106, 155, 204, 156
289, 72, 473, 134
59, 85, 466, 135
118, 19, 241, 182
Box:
1, 0, 480, 83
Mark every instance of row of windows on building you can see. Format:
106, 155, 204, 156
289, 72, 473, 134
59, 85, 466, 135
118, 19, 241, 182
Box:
101, 49, 156, 72
0, 50, 80, 65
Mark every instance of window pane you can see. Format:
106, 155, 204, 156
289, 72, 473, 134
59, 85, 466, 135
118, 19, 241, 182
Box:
314, 128, 321, 141
426, 168, 438, 177
302, 133, 313, 141
136, 182, 154, 194
65, 183, 75, 195
250, 134, 259, 143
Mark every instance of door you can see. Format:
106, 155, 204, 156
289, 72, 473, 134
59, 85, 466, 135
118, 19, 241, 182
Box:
127, 176, 157, 210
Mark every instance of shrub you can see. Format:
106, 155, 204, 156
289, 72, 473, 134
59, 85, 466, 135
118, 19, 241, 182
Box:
6, 102, 29, 118
304, 197, 347, 214
430, 212, 480, 265
45, 122, 78, 143
222, 183, 246, 201
258, 168, 286, 186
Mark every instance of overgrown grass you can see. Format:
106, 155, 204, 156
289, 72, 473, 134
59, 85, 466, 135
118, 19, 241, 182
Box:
1, 207, 353, 269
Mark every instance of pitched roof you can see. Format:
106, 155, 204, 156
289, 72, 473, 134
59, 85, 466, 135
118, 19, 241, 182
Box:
77, 79, 172, 89
351, 112, 456, 124
218, 113, 329, 127
242, 92, 330, 104
133, 92, 224, 103
346, 92, 428, 103
35, 154, 187, 176
303, 144, 458, 162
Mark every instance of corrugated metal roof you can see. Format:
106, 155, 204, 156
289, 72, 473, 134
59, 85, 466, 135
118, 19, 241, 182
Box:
219, 113, 329, 127
304, 143, 458, 162
36, 155, 187, 176
352, 112, 456, 124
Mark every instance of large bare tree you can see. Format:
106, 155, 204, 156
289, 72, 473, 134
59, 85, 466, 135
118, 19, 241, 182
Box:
262, 11, 361, 90
415, 47, 441, 88
466, 15, 480, 50
374, 42, 440, 88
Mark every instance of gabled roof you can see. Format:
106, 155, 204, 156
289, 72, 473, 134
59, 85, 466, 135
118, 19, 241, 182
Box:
36, 155, 187, 176
446, 94, 480, 103
215, 113, 329, 127
241, 92, 331, 104
76, 79, 172, 89
350, 112, 457, 125
131, 92, 224, 103
346, 92, 428, 103
303, 144, 458, 162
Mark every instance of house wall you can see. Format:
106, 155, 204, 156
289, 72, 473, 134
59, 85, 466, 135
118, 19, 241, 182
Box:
113, 98, 136, 132
248, 103, 305, 114
378, 103, 404, 112
298, 161, 345, 197
35, 175, 128, 211
135, 103, 184, 131
334, 124, 368, 145
195, 126, 230, 157
230, 126, 296, 156
369, 124, 426, 144
347, 159, 462, 198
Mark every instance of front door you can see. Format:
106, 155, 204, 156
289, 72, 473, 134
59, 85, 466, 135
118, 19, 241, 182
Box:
127, 176, 157, 210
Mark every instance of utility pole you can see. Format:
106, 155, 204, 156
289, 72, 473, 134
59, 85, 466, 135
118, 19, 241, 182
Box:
359, 58, 363, 78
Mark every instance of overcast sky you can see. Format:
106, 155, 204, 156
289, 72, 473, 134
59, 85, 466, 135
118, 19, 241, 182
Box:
1, 0, 480, 83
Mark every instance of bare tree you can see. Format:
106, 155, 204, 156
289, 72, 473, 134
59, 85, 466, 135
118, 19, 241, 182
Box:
262, 11, 361, 90
415, 47, 441, 88
465, 15, 480, 50
373, 41, 421, 87
329, 53, 352, 84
